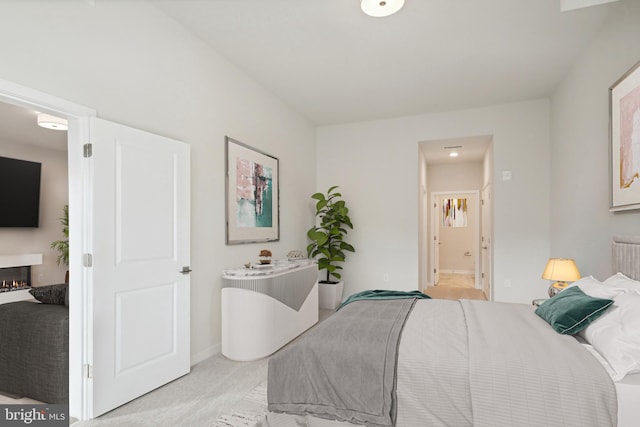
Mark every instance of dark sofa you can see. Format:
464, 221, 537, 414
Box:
0, 300, 69, 403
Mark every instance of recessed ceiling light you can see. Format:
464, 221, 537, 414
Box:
37, 113, 68, 131
449, 152, 459, 157
361, 0, 405, 17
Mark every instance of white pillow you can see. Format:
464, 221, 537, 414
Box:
567, 275, 626, 299
580, 291, 640, 381
603, 272, 640, 291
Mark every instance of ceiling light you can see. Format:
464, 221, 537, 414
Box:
449, 152, 459, 158
37, 113, 68, 131
361, 0, 405, 17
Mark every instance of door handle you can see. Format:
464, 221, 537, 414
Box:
180, 266, 192, 275
482, 246, 488, 250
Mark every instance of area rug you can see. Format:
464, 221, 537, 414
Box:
211, 381, 268, 427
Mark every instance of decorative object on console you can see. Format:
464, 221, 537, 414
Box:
610, 59, 640, 211
259, 249, 272, 265
542, 258, 581, 297
225, 136, 279, 244
287, 249, 306, 261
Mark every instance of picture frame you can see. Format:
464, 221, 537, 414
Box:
610, 60, 640, 211
225, 136, 280, 244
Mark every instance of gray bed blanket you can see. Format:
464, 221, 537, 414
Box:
266, 299, 618, 427
267, 298, 417, 426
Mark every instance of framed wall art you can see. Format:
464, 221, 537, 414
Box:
610, 60, 640, 211
225, 136, 280, 244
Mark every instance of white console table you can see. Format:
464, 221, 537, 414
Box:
221, 262, 318, 361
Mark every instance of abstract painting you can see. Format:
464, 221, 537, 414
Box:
226, 137, 279, 244
611, 61, 640, 211
442, 198, 468, 228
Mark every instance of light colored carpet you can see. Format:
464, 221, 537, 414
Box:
73, 353, 269, 427
73, 309, 334, 427
210, 382, 267, 427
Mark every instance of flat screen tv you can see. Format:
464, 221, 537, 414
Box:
0, 156, 42, 227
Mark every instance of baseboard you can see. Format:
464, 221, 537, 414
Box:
191, 342, 221, 366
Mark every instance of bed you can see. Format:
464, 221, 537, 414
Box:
263, 235, 640, 427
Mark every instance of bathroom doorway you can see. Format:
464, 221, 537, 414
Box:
431, 191, 480, 289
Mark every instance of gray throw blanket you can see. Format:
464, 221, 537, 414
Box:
267, 298, 417, 427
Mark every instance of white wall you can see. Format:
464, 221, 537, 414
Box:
550, 0, 640, 280
0, 1, 316, 362
316, 99, 550, 303
428, 162, 484, 193
0, 140, 68, 285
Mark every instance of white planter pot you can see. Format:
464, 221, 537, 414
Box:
318, 281, 344, 310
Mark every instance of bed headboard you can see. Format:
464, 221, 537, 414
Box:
612, 235, 640, 280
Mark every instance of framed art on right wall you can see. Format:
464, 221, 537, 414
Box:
610, 60, 640, 211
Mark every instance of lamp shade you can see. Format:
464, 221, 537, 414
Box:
542, 258, 581, 282
361, 0, 405, 17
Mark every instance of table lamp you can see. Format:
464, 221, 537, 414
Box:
542, 258, 581, 297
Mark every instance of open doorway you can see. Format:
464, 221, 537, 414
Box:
431, 191, 479, 288
0, 79, 193, 421
0, 93, 88, 417
418, 135, 493, 301
0, 103, 70, 407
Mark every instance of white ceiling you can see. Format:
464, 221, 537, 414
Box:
0, 0, 619, 156
154, 0, 618, 126
421, 135, 492, 165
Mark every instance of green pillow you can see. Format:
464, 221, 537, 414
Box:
535, 286, 613, 334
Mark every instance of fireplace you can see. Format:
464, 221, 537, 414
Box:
0, 265, 31, 292
0, 254, 42, 302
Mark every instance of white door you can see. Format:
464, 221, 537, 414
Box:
89, 118, 191, 417
432, 197, 440, 285
481, 184, 491, 299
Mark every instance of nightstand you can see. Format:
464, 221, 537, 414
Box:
531, 298, 548, 307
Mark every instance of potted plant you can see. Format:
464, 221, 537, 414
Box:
50, 204, 69, 283
306, 186, 355, 309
